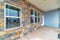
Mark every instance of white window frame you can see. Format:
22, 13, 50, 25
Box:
30, 8, 41, 24
30, 8, 35, 24
35, 10, 38, 23
4, 3, 22, 30
37, 11, 41, 23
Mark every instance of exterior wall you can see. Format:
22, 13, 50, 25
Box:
0, 2, 4, 31
44, 9, 59, 28
0, 0, 43, 40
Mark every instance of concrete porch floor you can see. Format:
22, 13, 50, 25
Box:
19, 27, 60, 40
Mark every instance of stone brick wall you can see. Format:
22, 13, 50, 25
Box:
0, 0, 43, 40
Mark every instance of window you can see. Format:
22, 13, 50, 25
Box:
6, 8, 20, 17
35, 11, 37, 23
6, 17, 20, 29
38, 12, 40, 23
30, 9, 35, 23
5, 3, 22, 30
35, 11, 37, 16
35, 11, 40, 23
30, 9, 40, 23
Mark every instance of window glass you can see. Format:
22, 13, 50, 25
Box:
38, 17, 40, 22
35, 11, 37, 16
30, 17, 34, 23
38, 13, 40, 17
6, 17, 20, 29
30, 9, 40, 23
35, 17, 37, 23
6, 8, 20, 17
38, 13, 40, 22
5, 3, 21, 29
31, 9, 33, 15
6, 4, 20, 17
30, 9, 34, 23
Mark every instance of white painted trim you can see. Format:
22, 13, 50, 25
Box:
4, 2, 6, 30
5, 3, 21, 9
41, 13, 44, 26
5, 16, 21, 18
43, 14, 44, 25
30, 7, 41, 24
4, 2, 22, 30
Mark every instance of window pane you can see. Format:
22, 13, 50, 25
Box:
6, 17, 20, 29
35, 17, 37, 23
31, 9, 33, 15
38, 13, 40, 17
35, 11, 37, 16
30, 17, 34, 23
6, 4, 20, 17
38, 17, 40, 22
